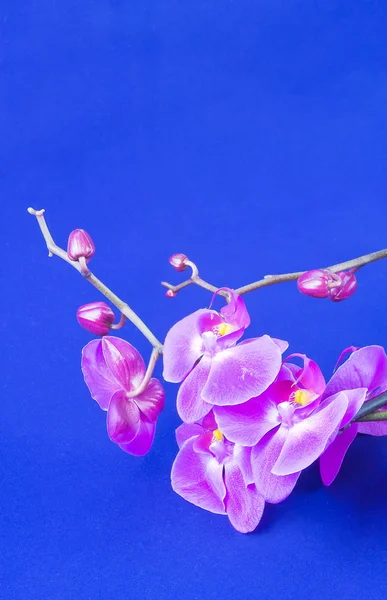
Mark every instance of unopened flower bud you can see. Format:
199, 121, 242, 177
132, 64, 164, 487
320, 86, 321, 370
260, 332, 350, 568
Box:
67, 229, 95, 262
165, 289, 176, 298
77, 302, 115, 336
169, 253, 188, 272
297, 269, 333, 298
328, 270, 358, 302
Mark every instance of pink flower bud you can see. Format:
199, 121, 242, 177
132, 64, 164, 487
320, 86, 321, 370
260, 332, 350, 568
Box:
328, 270, 358, 302
67, 229, 95, 262
77, 302, 115, 336
165, 289, 176, 298
297, 269, 333, 298
169, 253, 188, 272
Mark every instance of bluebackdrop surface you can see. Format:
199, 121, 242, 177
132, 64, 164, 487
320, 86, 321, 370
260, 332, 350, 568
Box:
1, 1, 387, 599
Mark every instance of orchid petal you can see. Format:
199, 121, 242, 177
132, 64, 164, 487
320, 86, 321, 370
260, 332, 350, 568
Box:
176, 423, 204, 448
357, 422, 387, 436
224, 462, 264, 533
171, 438, 226, 514
136, 378, 165, 423
333, 346, 359, 371
251, 427, 300, 503
218, 288, 251, 329
339, 388, 367, 428
214, 393, 279, 446
82, 340, 121, 410
203, 336, 282, 406
285, 353, 326, 395
107, 390, 140, 445
272, 392, 349, 476
232, 445, 254, 486
323, 346, 387, 399
177, 357, 213, 423
162, 310, 207, 383
101, 337, 145, 391
118, 418, 156, 456
320, 424, 358, 485
193, 432, 214, 454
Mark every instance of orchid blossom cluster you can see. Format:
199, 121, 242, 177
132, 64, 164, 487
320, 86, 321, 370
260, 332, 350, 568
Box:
28, 209, 387, 533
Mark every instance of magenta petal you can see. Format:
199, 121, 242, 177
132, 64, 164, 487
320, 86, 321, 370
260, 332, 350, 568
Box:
251, 427, 300, 503
162, 310, 207, 383
358, 422, 387, 436
107, 390, 140, 445
272, 392, 349, 476
177, 357, 213, 423
176, 423, 204, 448
101, 337, 145, 390
320, 424, 358, 485
285, 353, 326, 396
219, 288, 251, 329
339, 388, 367, 428
232, 445, 254, 485
171, 438, 226, 515
203, 336, 282, 406
323, 346, 387, 398
196, 310, 223, 334
119, 418, 156, 456
136, 378, 165, 423
82, 340, 121, 410
334, 346, 359, 371
224, 461, 264, 533
214, 394, 279, 445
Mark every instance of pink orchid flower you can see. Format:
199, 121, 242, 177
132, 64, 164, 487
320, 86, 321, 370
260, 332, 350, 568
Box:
217, 354, 367, 503
163, 288, 287, 423
171, 412, 265, 533
81, 336, 165, 456
319, 345, 387, 485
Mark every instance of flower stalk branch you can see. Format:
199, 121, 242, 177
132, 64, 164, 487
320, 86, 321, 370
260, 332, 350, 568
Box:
236, 248, 387, 295
162, 249, 387, 298
161, 259, 229, 298
28, 208, 163, 395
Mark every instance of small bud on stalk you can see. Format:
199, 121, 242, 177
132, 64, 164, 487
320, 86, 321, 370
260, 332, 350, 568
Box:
77, 302, 115, 336
328, 269, 358, 302
297, 269, 333, 298
67, 229, 95, 262
169, 253, 188, 272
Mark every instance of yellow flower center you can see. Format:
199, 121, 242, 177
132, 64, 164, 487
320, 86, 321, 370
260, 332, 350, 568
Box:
217, 323, 234, 336
293, 389, 313, 406
213, 429, 223, 441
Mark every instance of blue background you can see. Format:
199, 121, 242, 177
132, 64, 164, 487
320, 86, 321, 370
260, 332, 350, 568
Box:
2, 1, 387, 598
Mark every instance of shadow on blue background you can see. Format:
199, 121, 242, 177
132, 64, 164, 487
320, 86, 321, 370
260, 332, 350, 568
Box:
1, 1, 387, 598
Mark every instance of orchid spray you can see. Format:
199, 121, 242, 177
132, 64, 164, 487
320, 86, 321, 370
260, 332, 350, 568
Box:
28, 208, 387, 533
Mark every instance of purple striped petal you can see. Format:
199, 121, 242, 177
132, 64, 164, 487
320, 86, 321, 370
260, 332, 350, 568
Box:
101, 337, 145, 391
358, 422, 387, 436
224, 461, 265, 533
118, 418, 156, 456
176, 423, 205, 448
107, 390, 140, 446
177, 357, 213, 423
320, 424, 358, 485
323, 346, 387, 399
214, 392, 280, 446
285, 354, 326, 395
272, 392, 349, 476
339, 388, 367, 428
162, 310, 207, 383
219, 288, 251, 329
81, 337, 146, 409
136, 378, 165, 423
203, 335, 282, 406
171, 438, 226, 515
251, 427, 300, 503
